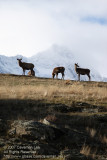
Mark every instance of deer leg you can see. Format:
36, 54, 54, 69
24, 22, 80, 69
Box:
56, 73, 58, 79
23, 69, 25, 75
62, 73, 64, 80
78, 74, 80, 81
88, 74, 91, 81
52, 73, 55, 79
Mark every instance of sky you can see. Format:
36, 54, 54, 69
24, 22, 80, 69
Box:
0, 0, 107, 77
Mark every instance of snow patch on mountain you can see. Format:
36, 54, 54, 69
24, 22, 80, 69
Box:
0, 55, 28, 75
0, 45, 105, 81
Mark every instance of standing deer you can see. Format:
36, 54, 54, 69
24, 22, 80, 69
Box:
75, 63, 91, 81
17, 58, 34, 75
52, 67, 65, 79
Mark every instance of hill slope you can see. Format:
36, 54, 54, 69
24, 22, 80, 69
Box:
0, 74, 107, 160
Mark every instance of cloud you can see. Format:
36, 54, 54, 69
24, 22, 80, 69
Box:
0, 0, 107, 76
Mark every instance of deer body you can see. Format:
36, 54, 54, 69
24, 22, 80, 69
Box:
75, 63, 91, 81
52, 67, 65, 79
17, 58, 34, 75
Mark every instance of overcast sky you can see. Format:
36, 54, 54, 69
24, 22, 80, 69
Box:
0, 0, 107, 77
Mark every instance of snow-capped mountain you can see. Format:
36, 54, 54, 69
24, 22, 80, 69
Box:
0, 55, 28, 75
0, 45, 105, 81
29, 45, 76, 80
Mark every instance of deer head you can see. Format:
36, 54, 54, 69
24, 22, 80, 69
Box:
17, 58, 22, 61
75, 63, 79, 67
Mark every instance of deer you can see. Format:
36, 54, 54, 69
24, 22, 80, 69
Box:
17, 58, 34, 75
52, 67, 65, 79
75, 63, 91, 81
28, 70, 35, 76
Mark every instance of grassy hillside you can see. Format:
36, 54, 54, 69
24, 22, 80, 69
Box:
0, 74, 107, 160
0, 74, 107, 104
0, 73, 107, 119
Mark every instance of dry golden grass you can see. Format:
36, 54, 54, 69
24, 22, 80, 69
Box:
86, 127, 97, 138
99, 135, 107, 144
0, 74, 107, 107
80, 144, 97, 159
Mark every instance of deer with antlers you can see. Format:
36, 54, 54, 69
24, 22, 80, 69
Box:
17, 58, 34, 75
75, 63, 91, 81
